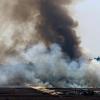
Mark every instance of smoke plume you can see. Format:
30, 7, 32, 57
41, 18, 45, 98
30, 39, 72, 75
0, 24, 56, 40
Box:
0, 0, 99, 88
36, 0, 81, 59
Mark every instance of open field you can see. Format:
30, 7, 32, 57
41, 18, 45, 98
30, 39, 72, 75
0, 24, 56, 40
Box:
0, 88, 99, 100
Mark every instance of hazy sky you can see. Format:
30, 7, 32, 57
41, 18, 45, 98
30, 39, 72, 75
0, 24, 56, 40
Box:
74, 0, 100, 57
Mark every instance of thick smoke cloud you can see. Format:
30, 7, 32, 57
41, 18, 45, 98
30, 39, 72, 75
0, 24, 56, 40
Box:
0, 43, 100, 88
36, 0, 81, 59
0, 0, 81, 60
0, 0, 99, 88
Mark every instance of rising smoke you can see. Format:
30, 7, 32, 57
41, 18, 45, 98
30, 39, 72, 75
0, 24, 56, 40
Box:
36, 0, 81, 59
0, 0, 99, 88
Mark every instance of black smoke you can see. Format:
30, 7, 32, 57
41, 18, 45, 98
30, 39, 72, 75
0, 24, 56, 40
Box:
36, 0, 81, 59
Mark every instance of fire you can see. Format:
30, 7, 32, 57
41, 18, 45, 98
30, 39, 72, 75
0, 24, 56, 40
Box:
26, 84, 61, 96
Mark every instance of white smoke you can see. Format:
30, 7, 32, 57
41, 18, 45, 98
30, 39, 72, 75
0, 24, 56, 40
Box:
20, 43, 100, 88
0, 42, 99, 88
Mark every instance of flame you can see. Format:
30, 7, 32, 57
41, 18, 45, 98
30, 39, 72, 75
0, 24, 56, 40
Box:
26, 84, 61, 96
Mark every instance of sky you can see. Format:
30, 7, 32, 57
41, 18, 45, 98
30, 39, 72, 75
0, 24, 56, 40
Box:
74, 0, 100, 57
